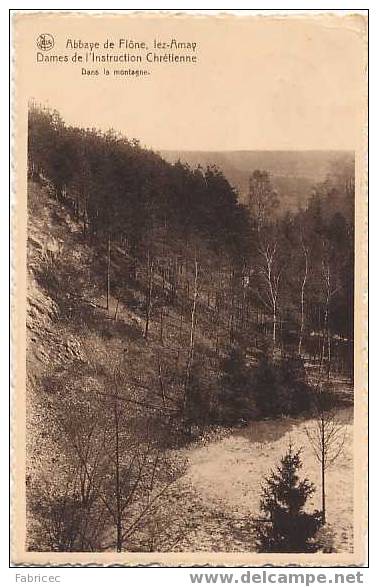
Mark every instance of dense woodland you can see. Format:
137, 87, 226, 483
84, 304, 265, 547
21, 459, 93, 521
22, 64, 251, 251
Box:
27, 104, 354, 552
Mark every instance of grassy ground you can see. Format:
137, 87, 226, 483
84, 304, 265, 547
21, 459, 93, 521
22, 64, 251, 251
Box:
174, 407, 353, 552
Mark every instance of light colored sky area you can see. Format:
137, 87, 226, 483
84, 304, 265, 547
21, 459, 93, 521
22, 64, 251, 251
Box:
16, 13, 367, 151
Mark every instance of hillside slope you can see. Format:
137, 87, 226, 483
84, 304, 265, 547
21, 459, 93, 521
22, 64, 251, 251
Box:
26, 177, 354, 554
26, 178, 229, 551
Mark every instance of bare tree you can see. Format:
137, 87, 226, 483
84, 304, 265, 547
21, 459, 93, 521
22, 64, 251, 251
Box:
298, 241, 309, 357
305, 388, 346, 524
28, 383, 113, 552
159, 305, 165, 345
248, 170, 279, 230
183, 255, 199, 430
99, 366, 180, 552
29, 352, 182, 553
144, 251, 155, 339
318, 257, 340, 378
106, 234, 111, 312
257, 240, 281, 352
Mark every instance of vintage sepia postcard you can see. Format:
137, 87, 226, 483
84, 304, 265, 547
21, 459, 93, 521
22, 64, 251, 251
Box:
11, 10, 368, 566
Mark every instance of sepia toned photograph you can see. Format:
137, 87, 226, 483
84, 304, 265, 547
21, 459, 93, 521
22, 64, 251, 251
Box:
11, 11, 368, 566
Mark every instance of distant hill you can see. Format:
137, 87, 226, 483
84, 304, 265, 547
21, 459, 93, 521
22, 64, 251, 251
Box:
160, 150, 355, 212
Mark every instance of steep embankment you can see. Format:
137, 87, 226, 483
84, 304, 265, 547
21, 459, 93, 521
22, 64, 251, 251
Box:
26, 178, 224, 551
27, 179, 171, 547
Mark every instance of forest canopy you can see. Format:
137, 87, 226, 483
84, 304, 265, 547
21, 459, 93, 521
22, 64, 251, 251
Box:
28, 104, 251, 262
28, 103, 354, 383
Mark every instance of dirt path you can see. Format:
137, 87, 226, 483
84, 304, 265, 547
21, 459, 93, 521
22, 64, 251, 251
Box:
177, 408, 353, 552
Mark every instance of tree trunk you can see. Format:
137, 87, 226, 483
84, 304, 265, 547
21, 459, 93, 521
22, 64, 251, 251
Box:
321, 415, 326, 524
298, 246, 308, 356
183, 257, 199, 423
114, 298, 120, 320
106, 235, 111, 312
144, 253, 154, 339
179, 295, 184, 345
272, 303, 277, 350
83, 198, 88, 238
159, 306, 164, 345
158, 358, 166, 407
320, 261, 332, 375
114, 386, 122, 551
327, 329, 332, 381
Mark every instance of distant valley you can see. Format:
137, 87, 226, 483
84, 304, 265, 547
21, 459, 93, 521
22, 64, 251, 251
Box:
160, 150, 354, 212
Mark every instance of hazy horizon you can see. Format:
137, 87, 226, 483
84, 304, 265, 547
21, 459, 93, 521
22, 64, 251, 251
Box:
159, 148, 354, 154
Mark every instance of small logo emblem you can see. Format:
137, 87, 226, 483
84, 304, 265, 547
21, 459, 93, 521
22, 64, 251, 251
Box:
37, 34, 54, 51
